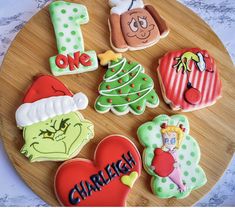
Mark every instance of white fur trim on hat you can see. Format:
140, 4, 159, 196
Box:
109, 0, 144, 15
15, 92, 88, 128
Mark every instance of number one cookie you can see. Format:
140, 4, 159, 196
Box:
49, 1, 98, 76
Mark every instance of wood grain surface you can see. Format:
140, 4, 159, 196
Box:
0, 0, 235, 206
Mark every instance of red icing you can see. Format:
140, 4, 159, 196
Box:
55, 52, 92, 70
184, 87, 201, 105
22, 75, 73, 103
158, 48, 222, 111
54, 135, 141, 206
68, 52, 80, 71
151, 148, 175, 177
56, 54, 68, 68
80, 53, 92, 66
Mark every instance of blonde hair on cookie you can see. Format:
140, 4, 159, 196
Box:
161, 123, 185, 149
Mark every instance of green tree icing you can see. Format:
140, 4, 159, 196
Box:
95, 58, 159, 115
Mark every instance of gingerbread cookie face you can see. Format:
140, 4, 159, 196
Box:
137, 114, 207, 198
15, 75, 94, 162
109, 0, 169, 52
95, 51, 159, 115
54, 135, 141, 206
157, 48, 222, 111
120, 8, 160, 48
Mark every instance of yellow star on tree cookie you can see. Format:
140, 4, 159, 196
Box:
98, 50, 122, 66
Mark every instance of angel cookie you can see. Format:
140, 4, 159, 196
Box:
157, 48, 222, 111
15, 75, 94, 162
108, 0, 169, 52
95, 50, 159, 115
137, 114, 207, 198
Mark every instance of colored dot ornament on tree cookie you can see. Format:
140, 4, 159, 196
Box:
157, 48, 222, 112
95, 50, 160, 115
54, 135, 141, 206
49, 1, 98, 76
15, 75, 94, 162
137, 114, 207, 198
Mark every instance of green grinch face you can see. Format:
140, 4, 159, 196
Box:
21, 111, 94, 162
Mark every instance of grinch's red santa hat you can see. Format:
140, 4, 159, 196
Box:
15, 75, 88, 128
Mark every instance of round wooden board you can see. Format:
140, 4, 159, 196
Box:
0, 0, 235, 206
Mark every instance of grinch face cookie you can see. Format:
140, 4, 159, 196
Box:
15, 75, 94, 162
49, 1, 98, 76
95, 50, 159, 115
109, 0, 169, 52
137, 114, 207, 198
54, 135, 141, 206
157, 48, 222, 111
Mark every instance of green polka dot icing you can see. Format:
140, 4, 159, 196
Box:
49, 1, 98, 76
137, 114, 207, 199
94, 57, 159, 115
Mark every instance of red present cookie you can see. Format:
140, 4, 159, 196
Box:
157, 48, 222, 111
54, 135, 141, 206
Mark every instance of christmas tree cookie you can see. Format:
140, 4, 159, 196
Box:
15, 75, 94, 162
137, 114, 207, 198
95, 50, 159, 115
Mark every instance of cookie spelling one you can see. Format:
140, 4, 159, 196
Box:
108, 0, 169, 52
49, 1, 98, 76
15, 75, 94, 162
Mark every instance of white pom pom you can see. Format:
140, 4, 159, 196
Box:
73, 92, 89, 110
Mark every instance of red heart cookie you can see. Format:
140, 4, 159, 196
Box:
151, 148, 175, 177
157, 48, 222, 111
54, 135, 141, 206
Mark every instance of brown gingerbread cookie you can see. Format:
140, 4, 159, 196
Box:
109, 0, 169, 52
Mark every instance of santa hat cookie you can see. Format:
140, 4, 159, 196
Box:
16, 75, 88, 128
16, 75, 94, 162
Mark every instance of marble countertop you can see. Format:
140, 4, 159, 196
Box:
0, 0, 235, 206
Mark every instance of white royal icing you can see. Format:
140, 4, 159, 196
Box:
196, 52, 206, 72
109, 0, 145, 15
15, 93, 88, 128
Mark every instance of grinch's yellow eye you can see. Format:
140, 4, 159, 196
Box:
60, 122, 68, 132
43, 131, 55, 140
59, 118, 70, 132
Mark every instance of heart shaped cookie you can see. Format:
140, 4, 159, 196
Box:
157, 48, 222, 111
54, 135, 141, 206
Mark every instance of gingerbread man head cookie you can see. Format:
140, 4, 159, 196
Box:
15, 75, 94, 162
109, 0, 169, 52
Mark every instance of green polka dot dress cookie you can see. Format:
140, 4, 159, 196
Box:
137, 114, 207, 199
95, 50, 159, 116
48, 0, 98, 76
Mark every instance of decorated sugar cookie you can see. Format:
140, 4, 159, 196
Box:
137, 114, 207, 198
54, 135, 141, 206
157, 48, 222, 111
15, 75, 94, 162
49, 1, 98, 76
108, 0, 169, 52
95, 50, 159, 115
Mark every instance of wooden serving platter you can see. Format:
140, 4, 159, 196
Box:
0, 0, 235, 206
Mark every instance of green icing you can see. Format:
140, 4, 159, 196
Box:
49, 1, 98, 76
137, 114, 207, 199
95, 58, 159, 115
21, 111, 94, 162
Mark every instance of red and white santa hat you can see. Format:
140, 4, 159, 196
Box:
15, 75, 88, 128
